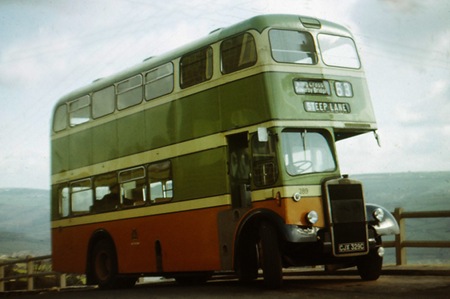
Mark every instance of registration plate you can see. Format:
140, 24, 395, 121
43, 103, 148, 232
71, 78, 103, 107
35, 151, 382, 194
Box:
338, 242, 366, 253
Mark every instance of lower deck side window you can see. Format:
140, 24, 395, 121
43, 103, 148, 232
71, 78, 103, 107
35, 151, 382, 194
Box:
70, 179, 93, 214
53, 160, 174, 218
148, 161, 173, 202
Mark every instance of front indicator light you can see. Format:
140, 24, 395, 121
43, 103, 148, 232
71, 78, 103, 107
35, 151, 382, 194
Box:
306, 210, 319, 224
373, 208, 384, 222
292, 192, 301, 202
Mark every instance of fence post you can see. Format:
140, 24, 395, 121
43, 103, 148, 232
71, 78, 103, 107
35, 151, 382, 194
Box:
0, 265, 4, 292
393, 208, 406, 265
27, 257, 34, 291
59, 273, 67, 289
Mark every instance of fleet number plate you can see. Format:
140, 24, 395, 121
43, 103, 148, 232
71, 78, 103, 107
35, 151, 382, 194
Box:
338, 242, 366, 253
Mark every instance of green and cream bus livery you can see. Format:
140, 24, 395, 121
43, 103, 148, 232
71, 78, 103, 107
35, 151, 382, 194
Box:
51, 14, 399, 289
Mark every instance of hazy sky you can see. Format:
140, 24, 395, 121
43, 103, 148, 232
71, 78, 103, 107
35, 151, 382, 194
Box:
0, 0, 449, 189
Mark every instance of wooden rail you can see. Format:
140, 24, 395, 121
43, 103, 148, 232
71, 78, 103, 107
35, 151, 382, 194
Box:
0, 255, 66, 292
1, 208, 449, 292
383, 208, 450, 265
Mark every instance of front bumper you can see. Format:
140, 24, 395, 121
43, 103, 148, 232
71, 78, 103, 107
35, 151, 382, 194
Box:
282, 204, 398, 245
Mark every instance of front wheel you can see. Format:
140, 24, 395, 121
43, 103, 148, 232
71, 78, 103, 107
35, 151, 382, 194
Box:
259, 221, 283, 288
357, 238, 383, 281
236, 236, 258, 283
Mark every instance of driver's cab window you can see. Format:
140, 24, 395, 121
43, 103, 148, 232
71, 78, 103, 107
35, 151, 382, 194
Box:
252, 132, 278, 186
282, 130, 336, 175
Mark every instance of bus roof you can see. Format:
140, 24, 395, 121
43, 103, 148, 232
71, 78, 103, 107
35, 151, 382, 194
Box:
54, 14, 353, 107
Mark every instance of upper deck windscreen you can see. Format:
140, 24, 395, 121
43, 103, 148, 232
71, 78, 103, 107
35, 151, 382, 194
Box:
318, 34, 360, 69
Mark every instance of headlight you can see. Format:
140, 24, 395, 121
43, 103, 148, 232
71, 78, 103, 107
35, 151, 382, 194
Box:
335, 81, 353, 97
373, 208, 384, 222
306, 210, 319, 224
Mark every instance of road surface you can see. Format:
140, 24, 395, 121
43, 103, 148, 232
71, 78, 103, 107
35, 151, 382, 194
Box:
9, 269, 450, 299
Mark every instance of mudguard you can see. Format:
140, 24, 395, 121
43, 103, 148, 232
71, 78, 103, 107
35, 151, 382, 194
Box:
365, 203, 399, 236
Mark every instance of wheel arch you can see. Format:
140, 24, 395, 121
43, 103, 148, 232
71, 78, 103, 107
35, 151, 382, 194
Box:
233, 208, 286, 269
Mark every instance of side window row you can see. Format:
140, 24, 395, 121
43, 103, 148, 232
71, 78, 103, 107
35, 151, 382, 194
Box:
57, 160, 173, 218
53, 32, 257, 132
54, 62, 174, 131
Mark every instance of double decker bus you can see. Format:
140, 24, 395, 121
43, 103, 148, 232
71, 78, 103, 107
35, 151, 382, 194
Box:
51, 14, 399, 288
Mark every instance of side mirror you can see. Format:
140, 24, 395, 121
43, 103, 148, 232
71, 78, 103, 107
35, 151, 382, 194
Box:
257, 127, 268, 142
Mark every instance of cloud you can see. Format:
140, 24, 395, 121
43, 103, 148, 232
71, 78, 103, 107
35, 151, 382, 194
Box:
0, 146, 49, 188
335, 0, 450, 173
1, 0, 450, 188
381, 0, 422, 13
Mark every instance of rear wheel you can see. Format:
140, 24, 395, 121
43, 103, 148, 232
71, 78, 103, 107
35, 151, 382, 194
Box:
92, 239, 119, 289
259, 221, 283, 288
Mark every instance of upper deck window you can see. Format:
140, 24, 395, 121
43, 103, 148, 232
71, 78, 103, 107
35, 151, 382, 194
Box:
117, 74, 143, 110
145, 62, 174, 101
92, 86, 115, 118
269, 29, 317, 64
53, 104, 67, 132
180, 47, 213, 88
69, 95, 90, 127
221, 33, 257, 74
318, 34, 360, 69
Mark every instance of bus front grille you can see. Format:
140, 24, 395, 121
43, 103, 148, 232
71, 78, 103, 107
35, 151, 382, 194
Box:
325, 179, 369, 257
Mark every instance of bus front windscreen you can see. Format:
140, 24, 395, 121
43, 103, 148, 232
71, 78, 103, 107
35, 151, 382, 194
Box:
282, 131, 336, 175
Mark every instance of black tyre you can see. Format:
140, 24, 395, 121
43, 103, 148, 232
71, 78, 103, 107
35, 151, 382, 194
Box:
237, 238, 259, 283
92, 239, 119, 289
259, 221, 283, 288
357, 239, 383, 281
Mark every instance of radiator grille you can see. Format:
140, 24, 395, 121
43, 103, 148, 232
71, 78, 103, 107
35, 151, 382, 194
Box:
326, 180, 369, 257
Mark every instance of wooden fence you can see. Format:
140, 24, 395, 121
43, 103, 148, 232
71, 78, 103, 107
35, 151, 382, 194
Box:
1, 207, 449, 292
0, 255, 66, 292
383, 208, 450, 265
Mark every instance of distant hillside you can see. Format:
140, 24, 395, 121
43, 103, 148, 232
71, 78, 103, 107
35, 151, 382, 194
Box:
356, 172, 450, 264
354, 171, 450, 212
0, 188, 50, 256
0, 172, 449, 262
